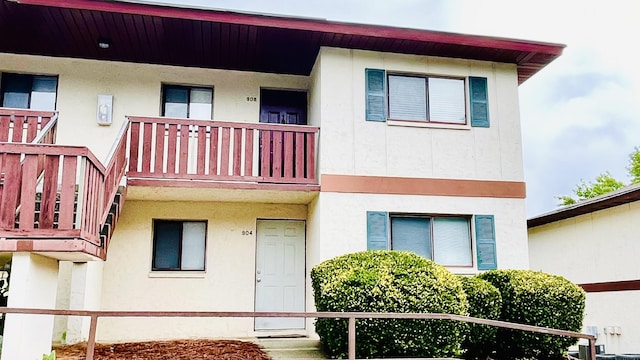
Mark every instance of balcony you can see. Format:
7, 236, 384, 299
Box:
125, 116, 320, 203
0, 108, 127, 261
0, 109, 319, 260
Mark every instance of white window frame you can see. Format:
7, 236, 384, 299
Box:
161, 84, 213, 120
387, 73, 467, 125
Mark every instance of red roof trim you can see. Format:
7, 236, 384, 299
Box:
14, 0, 564, 59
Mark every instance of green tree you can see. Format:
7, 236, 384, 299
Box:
628, 146, 640, 184
557, 147, 640, 206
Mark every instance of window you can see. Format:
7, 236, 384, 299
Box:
365, 69, 489, 127
162, 85, 213, 120
366, 212, 497, 269
391, 215, 472, 266
152, 220, 206, 271
0, 73, 58, 110
388, 75, 465, 124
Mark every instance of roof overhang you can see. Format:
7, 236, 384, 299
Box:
1, 0, 564, 83
528, 183, 640, 228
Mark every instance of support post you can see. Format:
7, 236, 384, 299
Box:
348, 316, 356, 360
0, 253, 59, 360
589, 337, 596, 360
85, 314, 98, 360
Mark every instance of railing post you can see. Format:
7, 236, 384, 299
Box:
348, 316, 356, 360
74, 157, 87, 229
589, 336, 596, 360
85, 314, 98, 360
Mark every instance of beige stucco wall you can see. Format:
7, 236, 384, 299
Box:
0, 53, 308, 161
316, 192, 529, 273
529, 201, 640, 353
314, 47, 523, 182
97, 200, 308, 342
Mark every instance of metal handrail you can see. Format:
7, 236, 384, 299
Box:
0, 307, 596, 360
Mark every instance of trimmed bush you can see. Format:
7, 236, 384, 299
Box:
479, 270, 586, 359
458, 275, 502, 359
311, 251, 469, 359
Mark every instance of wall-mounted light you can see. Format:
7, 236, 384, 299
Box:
97, 37, 111, 49
97, 95, 113, 126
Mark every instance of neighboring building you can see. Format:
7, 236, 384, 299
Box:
0, 0, 563, 358
529, 184, 640, 354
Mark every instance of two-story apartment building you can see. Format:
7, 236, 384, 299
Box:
0, 0, 563, 358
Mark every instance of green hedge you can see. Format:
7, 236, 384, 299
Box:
311, 251, 469, 359
458, 276, 502, 359
479, 270, 586, 359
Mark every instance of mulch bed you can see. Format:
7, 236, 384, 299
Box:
54, 339, 272, 360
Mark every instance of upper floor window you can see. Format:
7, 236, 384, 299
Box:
388, 75, 466, 124
365, 68, 489, 128
162, 85, 213, 120
0, 73, 58, 110
152, 220, 207, 271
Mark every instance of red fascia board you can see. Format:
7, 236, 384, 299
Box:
13, 0, 565, 58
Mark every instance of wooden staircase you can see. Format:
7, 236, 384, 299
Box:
13, 186, 126, 250
0, 107, 129, 261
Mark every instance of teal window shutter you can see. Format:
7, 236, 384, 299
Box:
469, 77, 489, 128
367, 211, 389, 250
365, 69, 386, 121
475, 215, 497, 270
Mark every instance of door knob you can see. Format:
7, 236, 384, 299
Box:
257, 278, 262, 282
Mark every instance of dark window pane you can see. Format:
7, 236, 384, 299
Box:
164, 87, 189, 118
32, 76, 57, 92
2, 73, 31, 109
153, 221, 181, 270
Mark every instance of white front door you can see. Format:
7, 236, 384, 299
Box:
255, 220, 306, 330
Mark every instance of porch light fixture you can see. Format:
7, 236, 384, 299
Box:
97, 37, 110, 49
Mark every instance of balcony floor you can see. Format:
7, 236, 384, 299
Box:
126, 179, 319, 204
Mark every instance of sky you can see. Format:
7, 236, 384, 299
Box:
146, 0, 640, 217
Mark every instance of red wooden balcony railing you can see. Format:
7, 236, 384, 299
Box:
0, 108, 57, 144
0, 116, 128, 259
0, 144, 105, 246
127, 116, 318, 185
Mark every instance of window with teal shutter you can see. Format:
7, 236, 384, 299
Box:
365, 69, 386, 121
475, 215, 497, 270
366, 211, 389, 250
469, 77, 489, 127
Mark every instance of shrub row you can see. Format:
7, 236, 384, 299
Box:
311, 251, 586, 359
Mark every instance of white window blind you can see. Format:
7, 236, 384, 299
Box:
189, 88, 213, 120
433, 217, 472, 266
391, 217, 431, 259
428, 78, 466, 124
181, 222, 206, 270
388, 75, 427, 121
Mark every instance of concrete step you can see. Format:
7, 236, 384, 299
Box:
254, 338, 327, 359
